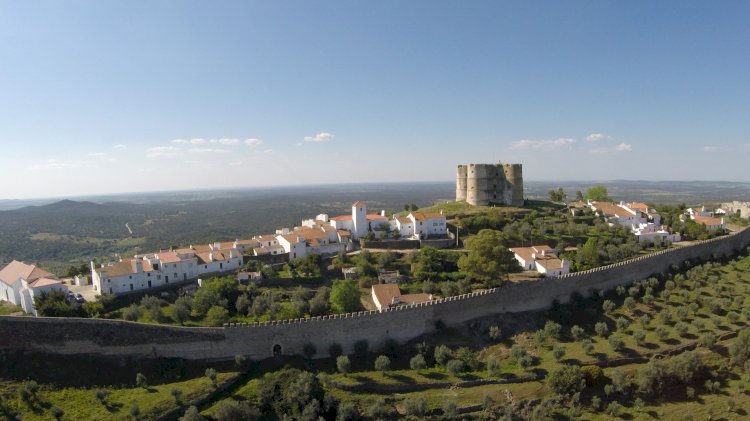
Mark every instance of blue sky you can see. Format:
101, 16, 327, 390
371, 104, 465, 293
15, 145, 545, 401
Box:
1, 1, 749, 199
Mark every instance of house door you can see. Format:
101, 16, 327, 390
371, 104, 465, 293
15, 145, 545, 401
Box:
148, 280, 152, 288
165, 276, 169, 283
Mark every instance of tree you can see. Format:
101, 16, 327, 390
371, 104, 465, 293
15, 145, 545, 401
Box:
130, 402, 141, 419
577, 238, 600, 270
458, 229, 520, 285
212, 401, 261, 421
547, 365, 585, 395
34, 290, 81, 317
336, 355, 351, 375
548, 188, 566, 203
135, 372, 148, 389
206, 306, 230, 326
585, 185, 609, 202
434, 345, 452, 366
172, 297, 192, 325
374, 355, 391, 373
192, 277, 239, 316
571, 325, 585, 341
330, 280, 362, 313
205, 368, 218, 387
122, 303, 143, 321
730, 329, 750, 366
410, 354, 427, 371
336, 401, 360, 421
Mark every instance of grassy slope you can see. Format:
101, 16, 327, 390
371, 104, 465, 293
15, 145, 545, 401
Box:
0, 372, 237, 421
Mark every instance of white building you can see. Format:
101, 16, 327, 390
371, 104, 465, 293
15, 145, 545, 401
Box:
589, 201, 680, 243
408, 211, 448, 239
509, 245, 570, 277
0, 260, 68, 315
92, 245, 242, 296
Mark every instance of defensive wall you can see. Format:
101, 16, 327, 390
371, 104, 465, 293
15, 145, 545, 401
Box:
2, 228, 749, 361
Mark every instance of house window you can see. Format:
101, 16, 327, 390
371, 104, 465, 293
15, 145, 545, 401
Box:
130, 284, 133, 291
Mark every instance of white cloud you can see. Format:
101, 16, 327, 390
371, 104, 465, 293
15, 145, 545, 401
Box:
229, 161, 243, 166
245, 138, 263, 147
146, 146, 182, 159
702, 146, 723, 152
210, 138, 240, 145
188, 148, 230, 154
113, 144, 127, 149
303, 132, 334, 142
586, 133, 612, 142
88, 152, 106, 157
510, 138, 576, 150
190, 138, 206, 145
615, 143, 633, 152
28, 159, 87, 171
171, 139, 188, 144
263, 149, 273, 154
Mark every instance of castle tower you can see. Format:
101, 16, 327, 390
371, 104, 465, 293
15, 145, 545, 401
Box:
352, 201, 367, 239
456, 165, 468, 202
456, 162, 524, 206
502, 163, 524, 206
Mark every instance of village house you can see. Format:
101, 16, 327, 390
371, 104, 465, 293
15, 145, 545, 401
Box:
509, 245, 570, 277
0, 260, 68, 315
589, 201, 680, 243
371, 283, 433, 311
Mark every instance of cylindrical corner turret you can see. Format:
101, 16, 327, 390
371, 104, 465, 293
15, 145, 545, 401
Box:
456, 165, 467, 202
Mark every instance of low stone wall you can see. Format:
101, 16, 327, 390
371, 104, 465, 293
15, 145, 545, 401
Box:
1, 228, 749, 361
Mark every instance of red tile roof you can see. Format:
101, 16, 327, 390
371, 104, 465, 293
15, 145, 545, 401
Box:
352, 201, 366, 207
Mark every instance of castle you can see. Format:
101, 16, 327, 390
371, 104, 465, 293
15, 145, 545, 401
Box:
456, 162, 524, 206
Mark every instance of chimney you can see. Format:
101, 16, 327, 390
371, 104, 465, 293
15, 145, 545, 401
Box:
531, 253, 537, 260
381, 210, 386, 217
440, 209, 444, 215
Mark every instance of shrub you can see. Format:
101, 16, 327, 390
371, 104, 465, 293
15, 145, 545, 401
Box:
489, 325, 502, 342
659, 309, 673, 325
365, 398, 393, 420
581, 365, 604, 387
700, 332, 717, 348
434, 345, 452, 366
728, 311, 741, 323
336, 401, 359, 421
581, 339, 594, 355
552, 344, 566, 361
442, 401, 458, 418
374, 355, 391, 373
602, 300, 616, 314
655, 326, 669, 342
624, 297, 636, 310
212, 401, 260, 421
675, 322, 689, 337
122, 304, 142, 321
570, 325, 585, 341
487, 358, 500, 376
446, 359, 466, 375
544, 321, 562, 339
336, 355, 351, 375
547, 365, 585, 395
206, 306, 229, 326
606, 401, 622, 417
130, 402, 141, 419
616, 317, 630, 331
94, 389, 109, 404
639, 314, 651, 329
205, 368, 217, 387
595, 322, 609, 338
135, 372, 148, 389
402, 397, 427, 417
410, 354, 427, 371
608, 335, 625, 352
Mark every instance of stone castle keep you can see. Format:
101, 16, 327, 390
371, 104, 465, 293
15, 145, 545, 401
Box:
456, 162, 524, 206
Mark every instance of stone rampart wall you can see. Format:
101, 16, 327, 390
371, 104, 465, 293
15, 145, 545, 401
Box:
2, 229, 749, 361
